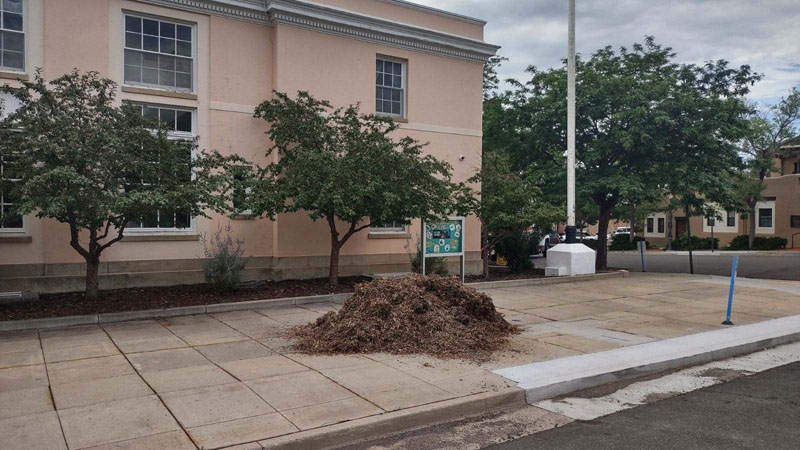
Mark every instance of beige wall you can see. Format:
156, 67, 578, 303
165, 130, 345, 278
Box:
0, 0, 487, 280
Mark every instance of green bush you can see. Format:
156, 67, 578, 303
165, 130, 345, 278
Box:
201, 224, 248, 291
496, 233, 533, 273
670, 234, 718, 250
410, 243, 448, 276
727, 235, 788, 250
609, 233, 648, 251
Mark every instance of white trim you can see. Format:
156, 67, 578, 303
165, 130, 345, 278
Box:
702, 205, 738, 234
133, 0, 499, 62
375, 55, 406, 119
755, 200, 775, 235
644, 212, 666, 238
0, 0, 26, 72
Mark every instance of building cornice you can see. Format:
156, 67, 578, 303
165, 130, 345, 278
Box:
133, 0, 499, 62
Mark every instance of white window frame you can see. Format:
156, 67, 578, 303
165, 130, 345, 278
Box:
125, 104, 196, 234
0, 0, 25, 73
370, 220, 406, 233
702, 205, 738, 234
122, 12, 195, 93
644, 212, 666, 237
755, 200, 775, 235
375, 56, 406, 119
0, 91, 24, 233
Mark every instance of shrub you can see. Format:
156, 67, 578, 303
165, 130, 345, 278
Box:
201, 223, 248, 291
609, 233, 649, 251
727, 235, 788, 250
670, 234, 718, 250
495, 233, 533, 273
410, 242, 448, 276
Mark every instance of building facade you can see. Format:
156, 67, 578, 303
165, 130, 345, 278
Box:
0, 0, 498, 293
644, 154, 800, 249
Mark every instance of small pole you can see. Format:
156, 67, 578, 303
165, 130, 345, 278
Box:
421, 220, 426, 276
639, 241, 646, 272
711, 223, 715, 253
460, 254, 465, 283
722, 255, 738, 325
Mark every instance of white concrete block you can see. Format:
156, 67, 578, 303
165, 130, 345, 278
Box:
545, 243, 596, 276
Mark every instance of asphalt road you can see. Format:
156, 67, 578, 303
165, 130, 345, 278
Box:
533, 253, 800, 280
489, 362, 800, 450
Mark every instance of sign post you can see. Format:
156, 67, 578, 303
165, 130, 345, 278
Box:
421, 217, 465, 283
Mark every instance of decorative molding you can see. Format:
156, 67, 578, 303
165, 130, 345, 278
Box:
121, 85, 199, 100
132, 0, 499, 62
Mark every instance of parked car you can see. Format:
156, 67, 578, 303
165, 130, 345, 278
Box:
613, 227, 631, 236
558, 231, 597, 242
538, 231, 560, 256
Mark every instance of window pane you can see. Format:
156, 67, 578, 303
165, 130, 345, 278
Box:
3, 31, 23, 52
391, 101, 400, 115
143, 35, 158, 52
175, 211, 190, 229
124, 49, 141, 66
176, 40, 191, 57
125, 16, 141, 33
376, 73, 383, 86
124, 64, 141, 83
383, 74, 392, 87
392, 75, 401, 88
391, 89, 400, 101
383, 101, 391, 113
2, 50, 22, 69
159, 108, 175, 129
176, 25, 191, 41
142, 210, 158, 228
142, 68, 158, 84
375, 99, 382, 113
393, 62, 402, 75
158, 209, 175, 228
142, 106, 159, 121
175, 57, 191, 73
3, 0, 22, 13
176, 72, 191, 89
376, 59, 383, 72
3, 12, 22, 31
159, 70, 175, 87
160, 38, 175, 55
159, 54, 175, 71
142, 19, 159, 36
176, 110, 191, 132
2, 206, 22, 229
160, 22, 175, 38
142, 52, 158, 68
125, 32, 141, 49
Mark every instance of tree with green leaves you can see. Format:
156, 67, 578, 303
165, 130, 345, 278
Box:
741, 88, 800, 248
505, 37, 759, 270
0, 71, 238, 298
249, 91, 473, 285
469, 151, 559, 278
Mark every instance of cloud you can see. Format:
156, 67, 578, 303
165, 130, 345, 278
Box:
413, 0, 800, 104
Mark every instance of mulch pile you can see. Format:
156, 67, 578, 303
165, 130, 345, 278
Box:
290, 274, 519, 359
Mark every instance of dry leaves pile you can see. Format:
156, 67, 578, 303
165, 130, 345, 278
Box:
289, 274, 519, 359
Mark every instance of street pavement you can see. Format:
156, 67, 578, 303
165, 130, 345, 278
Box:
533, 253, 800, 280
489, 361, 800, 450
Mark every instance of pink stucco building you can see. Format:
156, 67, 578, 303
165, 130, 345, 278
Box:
0, 0, 498, 292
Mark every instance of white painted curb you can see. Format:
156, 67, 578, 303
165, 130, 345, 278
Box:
493, 314, 800, 404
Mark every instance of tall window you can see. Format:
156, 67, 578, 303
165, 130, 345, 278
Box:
726, 211, 735, 227
657, 217, 665, 234
646, 218, 654, 233
793, 161, 799, 174
126, 105, 193, 231
124, 14, 193, 91
376, 58, 405, 117
0, 0, 24, 70
758, 208, 772, 228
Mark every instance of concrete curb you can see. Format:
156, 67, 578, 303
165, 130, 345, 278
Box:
0, 272, 626, 331
494, 314, 800, 404
259, 388, 526, 450
613, 250, 800, 256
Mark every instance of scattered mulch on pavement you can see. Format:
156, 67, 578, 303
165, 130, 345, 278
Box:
289, 274, 520, 359
0, 277, 369, 322
465, 267, 545, 282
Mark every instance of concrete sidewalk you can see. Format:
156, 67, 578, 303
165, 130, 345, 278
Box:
1, 273, 799, 450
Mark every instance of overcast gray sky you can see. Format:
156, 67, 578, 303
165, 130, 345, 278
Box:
414, 0, 800, 106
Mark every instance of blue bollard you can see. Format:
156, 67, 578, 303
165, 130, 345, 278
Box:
722, 255, 737, 325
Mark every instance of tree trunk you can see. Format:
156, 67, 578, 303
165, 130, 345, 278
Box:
666, 209, 674, 250
85, 256, 100, 299
685, 204, 694, 274
329, 242, 341, 286
596, 206, 612, 271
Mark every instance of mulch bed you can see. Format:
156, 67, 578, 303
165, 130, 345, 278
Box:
0, 277, 370, 322
290, 274, 519, 360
